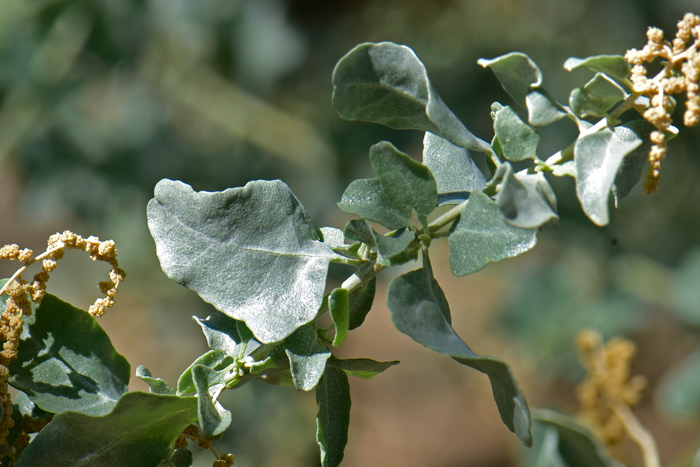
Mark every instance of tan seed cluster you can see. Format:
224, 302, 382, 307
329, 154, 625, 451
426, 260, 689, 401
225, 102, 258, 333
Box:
625, 13, 700, 193
576, 330, 647, 458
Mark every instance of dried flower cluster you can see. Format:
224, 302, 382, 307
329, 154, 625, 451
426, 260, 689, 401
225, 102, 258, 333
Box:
176, 424, 234, 466
575, 330, 647, 458
0, 231, 125, 444
625, 13, 700, 193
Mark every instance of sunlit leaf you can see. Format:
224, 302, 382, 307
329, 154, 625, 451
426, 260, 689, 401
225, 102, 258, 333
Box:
333, 42, 492, 153
177, 350, 232, 396
526, 90, 568, 126
563, 55, 631, 85
449, 191, 537, 276
387, 256, 532, 446
493, 105, 540, 162
147, 179, 338, 344
497, 165, 558, 229
338, 178, 412, 230
478, 53, 543, 105
136, 366, 175, 395
16, 392, 198, 467
422, 132, 486, 195
192, 364, 232, 436
284, 324, 331, 391
316, 366, 351, 467
569, 73, 626, 119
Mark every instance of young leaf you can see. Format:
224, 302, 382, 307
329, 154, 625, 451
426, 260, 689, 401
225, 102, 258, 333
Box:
332, 42, 493, 154
387, 256, 532, 446
370, 227, 418, 266
147, 179, 338, 344
327, 357, 399, 379
177, 350, 232, 396
316, 366, 351, 467
533, 409, 625, 467
569, 73, 626, 119
15, 392, 198, 467
194, 311, 244, 358
343, 219, 375, 247
575, 128, 641, 226
493, 105, 540, 162
338, 178, 411, 230
192, 364, 232, 436
329, 288, 350, 347
422, 132, 486, 195
526, 90, 567, 126
563, 55, 631, 85
611, 120, 655, 205
369, 141, 438, 216
348, 277, 376, 330
449, 191, 537, 276
478, 53, 543, 106
136, 366, 175, 395
284, 324, 332, 391
497, 166, 558, 229
6, 293, 130, 416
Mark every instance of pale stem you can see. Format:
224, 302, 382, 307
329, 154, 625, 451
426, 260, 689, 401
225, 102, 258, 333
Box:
0, 244, 66, 298
611, 403, 661, 467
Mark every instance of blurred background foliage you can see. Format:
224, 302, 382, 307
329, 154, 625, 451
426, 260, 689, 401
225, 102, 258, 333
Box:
1, 0, 700, 466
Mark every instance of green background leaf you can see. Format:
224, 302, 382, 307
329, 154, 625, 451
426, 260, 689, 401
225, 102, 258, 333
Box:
147, 179, 337, 344
657, 346, 700, 419
337, 178, 411, 230
316, 366, 351, 467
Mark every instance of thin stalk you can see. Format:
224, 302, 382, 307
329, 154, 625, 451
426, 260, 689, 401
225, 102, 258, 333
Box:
0, 244, 65, 297
612, 403, 661, 467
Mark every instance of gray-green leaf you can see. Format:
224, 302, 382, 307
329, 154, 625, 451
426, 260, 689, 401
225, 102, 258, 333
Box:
329, 288, 350, 347
177, 350, 232, 396
422, 132, 486, 195
563, 55, 631, 85
147, 179, 338, 344
575, 129, 641, 226
497, 165, 558, 229
316, 366, 351, 467
192, 364, 232, 436
194, 311, 244, 358
449, 191, 537, 276
526, 90, 568, 126
16, 392, 198, 467
136, 366, 175, 395
370, 227, 418, 266
387, 256, 532, 446
493, 105, 540, 162
569, 73, 626, 119
284, 324, 332, 391
478, 53, 543, 106
333, 42, 492, 153
348, 277, 376, 330
369, 141, 437, 216
327, 357, 399, 379
343, 219, 375, 246
611, 120, 655, 205
338, 178, 411, 230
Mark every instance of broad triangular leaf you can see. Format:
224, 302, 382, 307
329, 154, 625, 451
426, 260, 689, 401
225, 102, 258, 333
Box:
575, 129, 641, 225
422, 132, 486, 194
449, 191, 537, 276
338, 178, 411, 230
16, 392, 198, 467
526, 90, 567, 126
327, 357, 399, 379
387, 256, 532, 446
493, 105, 540, 162
316, 366, 351, 467
284, 324, 331, 391
147, 179, 338, 344
136, 366, 175, 395
192, 364, 232, 436
563, 55, 631, 85
478, 53, 543, 106
329, 288, 350, 347
348, 277, 376, 330
497, 165, 558, 229
6, 293, 130, 416
369, 141, 437, 216
333, 42, 492, 154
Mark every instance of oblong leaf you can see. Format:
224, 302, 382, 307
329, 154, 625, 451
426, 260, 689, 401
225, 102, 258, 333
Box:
337, 178, 411, 230
316, 366, 351, 467
387, 257, 532, 446
16, 392, 198, 467
348, 277, 376, 330
6, 293, 130, 416
422, 132, 486, 194
449, 191, 537, 276
478, 53, 543, 105
327, 357, 399, 379
147, 179, 338, 344
284, 324, 331, 391
329, 288, 350, 347
332, 42, 492, 153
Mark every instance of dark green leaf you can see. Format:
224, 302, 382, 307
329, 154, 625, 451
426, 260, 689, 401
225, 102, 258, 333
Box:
136, 366, 175, 395
575, 129, 641, 226
369, 141, 437, 216
497, 165, 558, 229
193, 311, 243, 358
370, 227, 418, 266
563, 55, 631, 85
493, 105, 540, 162
16, 392, 198, 467
332, 42, 492, 153
478, 53, 543, 106
159, 446, 193, 467
329, 288, 350, 347
422, 132, 486, 195
327, 357, 399, 379
526, 90, 567, 126
569, 73, 626, 119
343, 219, 375, 247
147, 179, 338, 344
284, 324, 331, 391
177, 350, 232, 396
657, 346, 700, 419
533, 409, 624, 467
236, 321, 255, 345
6, 293, 130, 416
449, 191, 537, 276
348, 277, 376, 330
338, 178, 411, 230
612, 120, 655, 205
192, 364, 232, 436
316, 366, 351, 467
387, 256, 532, 446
